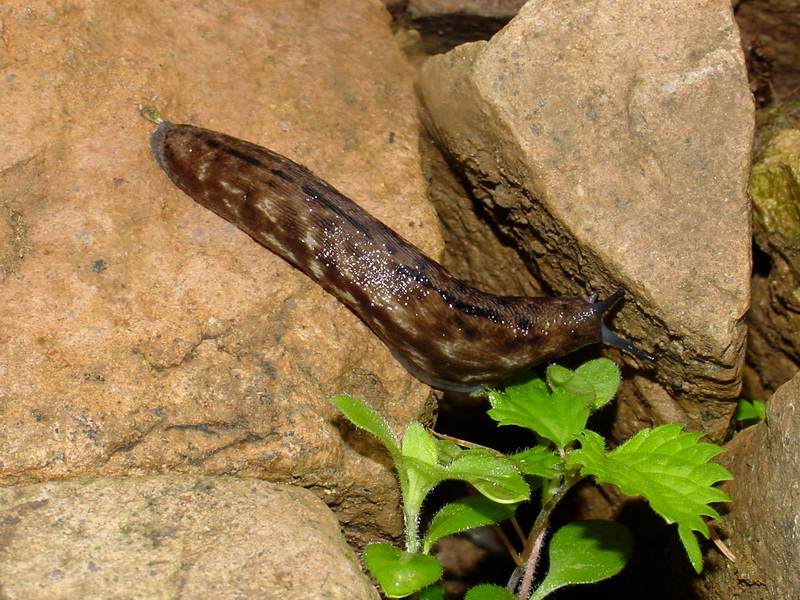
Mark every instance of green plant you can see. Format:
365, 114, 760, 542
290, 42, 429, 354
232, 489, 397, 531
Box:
734, 398, 766, 428
332, 358, 732, 599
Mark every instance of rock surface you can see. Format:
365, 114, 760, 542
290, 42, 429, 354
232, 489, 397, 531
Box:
747, 129, 800, 399
735, 0, 800, 98
407, 0, 526, 19
694, 372, 800, 599
0, 0, 437, 548
417, 0, 754, 440
0, 474, 379, 600
403, 0, 527, 55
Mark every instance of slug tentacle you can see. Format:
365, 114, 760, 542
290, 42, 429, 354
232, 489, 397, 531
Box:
150, 122, 654, 391
590, 290, 657, 363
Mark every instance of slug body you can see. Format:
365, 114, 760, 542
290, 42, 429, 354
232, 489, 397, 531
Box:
151, 122, 653, 391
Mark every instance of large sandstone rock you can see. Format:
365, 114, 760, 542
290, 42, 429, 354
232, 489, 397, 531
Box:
0, 475, 379, 600
0, 0, 438, 548
417, 0, 754, 440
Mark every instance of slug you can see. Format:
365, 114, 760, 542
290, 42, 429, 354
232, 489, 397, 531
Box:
150, 122, 655, 391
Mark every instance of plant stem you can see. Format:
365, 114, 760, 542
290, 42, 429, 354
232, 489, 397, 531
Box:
491, 522, 522, 566
517, 524, 548, 600
398, 468, 421, 554
404, 504, 419, 553
506, 503, 550, 596
507, 473, 583, 598
510, 517, 527, 547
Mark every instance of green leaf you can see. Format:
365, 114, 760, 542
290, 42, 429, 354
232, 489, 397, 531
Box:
433, 436, 464, 465
509, 446, 561, 478
545, 359, 620, 411
734, 399, 766, 424
568, 425, 732, 572
403, 445, 528, 510
419, 584, 448, 600
464, 584, 517, 600
574, 358, 621, 409
403, 454, 447, 521
331, 395, 400, 462
402, 421, 439, 465
546, 364, 596, 408
529, 521, 633, 600
678, 524, 703, 573
486, 381, 589, 449
422, 497, 518, 553
545, 364, 577, 390
445, 451, 530, 504
364, 543, 443, 598
401, 424, 449, 518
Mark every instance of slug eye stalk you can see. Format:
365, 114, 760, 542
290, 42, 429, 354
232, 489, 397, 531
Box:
590, 290, 657, 363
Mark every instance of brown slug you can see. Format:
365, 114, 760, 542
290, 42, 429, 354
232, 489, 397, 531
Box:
150, 122, 655, 391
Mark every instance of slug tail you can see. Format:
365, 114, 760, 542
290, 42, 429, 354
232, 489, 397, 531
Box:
150, 121, 173, 173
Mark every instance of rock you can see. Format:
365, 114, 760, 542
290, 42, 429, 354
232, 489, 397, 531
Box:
0, 474, 379, 600
404, 0, 527, 55
422, 136, 542, 298
752, 131, 800, 277
735, 0, 800, 99
694, 372, 800, 599
0, 0, 437, 548
417, 0, 753, 440
407, 0, 527, 19
747, 129, 800, 399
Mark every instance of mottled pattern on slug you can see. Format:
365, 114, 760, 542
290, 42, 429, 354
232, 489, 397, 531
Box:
151, 122, 603, 391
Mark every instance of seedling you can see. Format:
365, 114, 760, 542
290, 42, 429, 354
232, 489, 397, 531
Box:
333, 358, 731, 599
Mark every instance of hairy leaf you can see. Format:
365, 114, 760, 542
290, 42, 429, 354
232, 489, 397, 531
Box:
465, 584, 517, 600
364, 543, 442, 598
445, 451, 529, 504
568, 425, 732, 572
422, 496, 518, 553
530, 521, 632, 600
486, 383, 588, 449
331, 394, 400, 462
574, 358, 621, 408
509, 446, 561, 478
